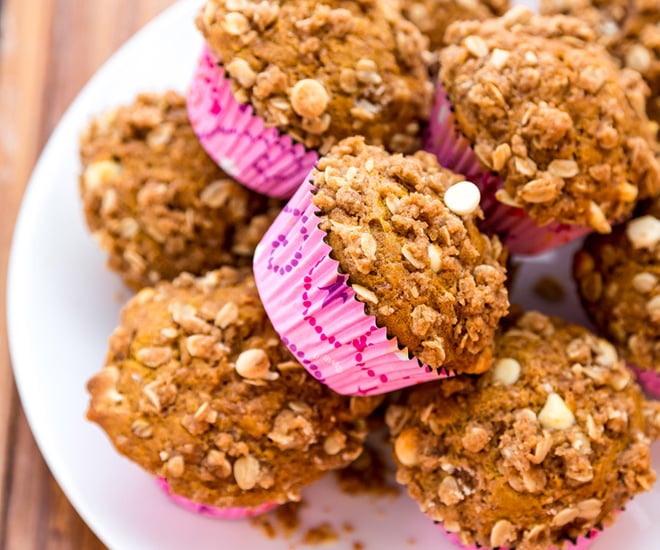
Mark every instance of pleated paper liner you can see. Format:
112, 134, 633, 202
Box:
425, 81, 591, 256
253, 174, 454, 396
440, 524, 602, 550
187, 45, 318, 199
629, 363, 660, 400
156, 477, 278, 519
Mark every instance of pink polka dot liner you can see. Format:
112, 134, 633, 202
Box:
156, 477, 278, 519
253, 171, 454, 396
424, 81, 591, 256
187, 45, 318, 199
440, 524, 602, 550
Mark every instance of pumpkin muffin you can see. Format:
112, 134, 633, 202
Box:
79, 91, 281, 289
574, 199, 660, 396
87, 267, 381, 514
387, 311, 660, 549
427, 8, 660, 254
195, 0, 432, 154
254, 136, 509, 395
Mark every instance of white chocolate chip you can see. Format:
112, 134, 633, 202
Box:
492, 358, 521, 386
290, 79, 330, 119
444, 181, 481, 216
538, 393, 575, 430
394, 428, 419, 466
626, 216, 660, 250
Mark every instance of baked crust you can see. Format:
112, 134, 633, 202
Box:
439, 9, 660, 231
574, 199, 660, 373
312, 136, 509, 374
197, 0, 433, 153
387, 311, 658, 549
79, 91, 281, 289
87, 267, 381, 508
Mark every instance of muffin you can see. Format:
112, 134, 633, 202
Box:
189, 0, 433, 198
386, 311, 659, 549
541, 0, 660, 124
253, 136, 509, 395
426, 7, 660, 255
574, 200, 660, 397
86, 267, 381, 517
79, 91, 281, 290
396, 0, 509, 51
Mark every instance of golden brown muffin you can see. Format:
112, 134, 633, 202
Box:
541, 0, 660, 123
311, 136, 509, 375
387, 311, 659, 550
439, 8, 660, 232
79, 91, 282, 290
197, 0, 432, 154
396, 0, 509, 51
87, 267, 381, 509
574, 201, 660, 374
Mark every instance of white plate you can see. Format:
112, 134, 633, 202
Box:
6, 1, 660, 548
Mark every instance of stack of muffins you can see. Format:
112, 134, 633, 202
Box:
81, 1, 660, 548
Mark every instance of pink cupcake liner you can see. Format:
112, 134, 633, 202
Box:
187, 45, 318, 199
252, 172, 453, 396
628, 363, 660, 400
425, 82, 591, 256
440, 525, 601, 550
156, 477, 278, 519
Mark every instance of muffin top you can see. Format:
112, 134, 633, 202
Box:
87, 267, 381, 508
386, 311, 659, 550
311, 136, 509, 375
439, 8, 660, 231
541, 0, 660, 121
574, 201, 660, 373
397, 0, 509, 51
79, 91, 281, 289
197, 0, 432, 153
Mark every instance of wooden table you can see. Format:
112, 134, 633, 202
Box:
0, 1, 178, 547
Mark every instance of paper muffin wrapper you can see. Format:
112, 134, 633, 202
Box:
425, 82, 592, 256
253, 172, 453, 396
156, 477, 278, 519
440, 525, 601, 550
628, 363, 660, 400
187, 45, 318, 199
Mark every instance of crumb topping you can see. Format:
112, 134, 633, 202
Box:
439, 9, 660, 231
79, 91, 281, 289
396, 0, 509, 51
541, 0, 660, 123
311, 136, 509, 374
197, 0, 432, 153
86, 267, 382, 508
387, 311, 657, 550
574, 202, 660, 374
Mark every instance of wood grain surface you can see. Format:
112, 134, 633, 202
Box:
0, 1, 178, 548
